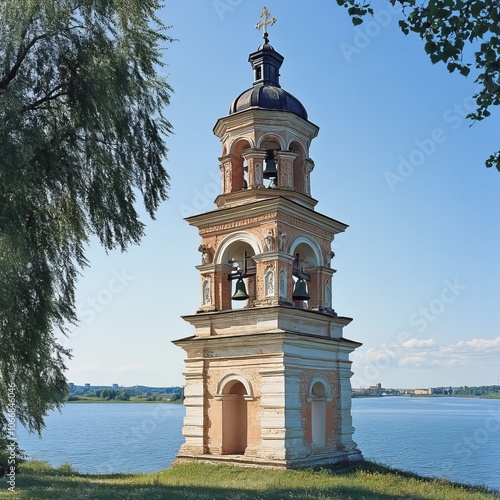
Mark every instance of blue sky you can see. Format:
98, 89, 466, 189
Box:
62, 1, 500, 389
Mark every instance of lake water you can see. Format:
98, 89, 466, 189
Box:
14, 397, 500, 491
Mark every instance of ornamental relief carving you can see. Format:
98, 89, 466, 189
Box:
198, 212, 276, 235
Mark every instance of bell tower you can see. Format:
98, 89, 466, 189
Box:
173, 8, 363, 468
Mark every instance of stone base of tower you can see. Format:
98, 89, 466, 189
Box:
174, 449, 363, 470
173, 306, 363, 470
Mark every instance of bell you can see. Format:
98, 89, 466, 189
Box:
292, 278, 310, 301
232, 278, 249, 301
263, 150, 278, 179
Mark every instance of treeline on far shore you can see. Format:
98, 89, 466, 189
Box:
352, 385, 500, 398
66, 385, 183, 403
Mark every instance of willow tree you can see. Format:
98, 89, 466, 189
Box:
336, 0, 500, 171
0, 0, 173, 439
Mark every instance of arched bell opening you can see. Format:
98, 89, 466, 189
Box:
290, 239, 320, 308
231, 139, 251, 192
221, 380, 248, 455
219, 238, 257, 310
259, 135, 283, 189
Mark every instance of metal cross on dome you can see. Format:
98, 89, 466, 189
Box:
255, 7, 277, 42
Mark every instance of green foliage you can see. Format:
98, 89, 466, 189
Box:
170, 391, 183, 401
335, 0, 500, 171
0, 0, 173, 436
453, 385, 500, 396
115, 390, 130, 401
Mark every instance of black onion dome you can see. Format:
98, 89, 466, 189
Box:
228, 41, 308, 120
230, 84, 308, 120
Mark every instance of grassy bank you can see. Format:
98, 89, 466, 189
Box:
1, 460, 498, 499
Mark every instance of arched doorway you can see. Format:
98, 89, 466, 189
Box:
311, 381, 327, 447
222, 381, 248, 454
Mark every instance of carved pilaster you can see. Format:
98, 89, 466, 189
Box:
214, 263, 233, 311
304, 158, 315, 196
253, 252, 295, 305
243, 148, 266, 189
219, 153, 245, 193
219, 155, 232, 194
276, 151, 298, 190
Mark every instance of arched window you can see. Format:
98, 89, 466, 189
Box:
309, 378, 330, 448
215, 375, 254, 456
221, 381, 248, 455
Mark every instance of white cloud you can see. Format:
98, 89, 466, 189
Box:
402, 338, 437, 349
354, 347, 395, 362
454, 337, 500, 350
353, 336, 500, 370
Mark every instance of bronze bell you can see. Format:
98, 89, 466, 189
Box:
263, 149, 278, 179
232, 278, 249, 301
292, 278, 310, 301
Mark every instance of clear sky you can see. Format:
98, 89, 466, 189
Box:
62, 1, 500, 390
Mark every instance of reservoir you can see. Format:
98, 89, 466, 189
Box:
15, 396, 500, 491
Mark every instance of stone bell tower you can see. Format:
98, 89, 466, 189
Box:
173, 8, 362, 468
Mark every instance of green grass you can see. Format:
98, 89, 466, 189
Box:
1, 460, 498, 499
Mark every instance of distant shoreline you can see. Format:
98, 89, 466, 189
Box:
353, 394, 500, 400
65, 398, 183, 404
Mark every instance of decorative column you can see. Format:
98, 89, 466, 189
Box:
304, 158, 315, 196
337, 361, 360, 457
276, 151, 298, 190
214, 263, 233, 311
243, 148, 266, 189
259, 368, 287, 461
178, 359, 207, 456
219, 155, 233, 194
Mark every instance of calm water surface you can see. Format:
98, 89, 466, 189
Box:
16, 403, 184, 475
15, 397, 500, 491
353, 397, 500, 491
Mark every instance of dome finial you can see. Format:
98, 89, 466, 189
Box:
255, 6, 277, 44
